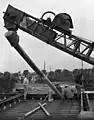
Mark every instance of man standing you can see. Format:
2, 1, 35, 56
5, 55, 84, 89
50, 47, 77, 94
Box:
23, 74, 29, 100
74, 73, 82, 101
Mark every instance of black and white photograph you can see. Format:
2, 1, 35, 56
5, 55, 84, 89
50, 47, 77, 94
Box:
0, 0, 94, 120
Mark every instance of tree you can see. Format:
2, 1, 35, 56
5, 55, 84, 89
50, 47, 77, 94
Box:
55, 69, 62, 79
0, 72, 17, 92
61, 69, 71, 77
48, 71, 55, 77
55, 69, 62, 74
72, 69, 79, 75
23, 70, 29, 77
0, 73, 4, 92
4, 71, 10, 80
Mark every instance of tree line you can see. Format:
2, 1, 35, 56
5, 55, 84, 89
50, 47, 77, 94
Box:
0, 68, 94, 93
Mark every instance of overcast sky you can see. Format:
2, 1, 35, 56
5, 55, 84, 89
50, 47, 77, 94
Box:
0, 0, 94, 73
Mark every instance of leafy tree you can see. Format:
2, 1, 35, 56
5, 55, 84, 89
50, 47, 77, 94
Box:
48, 71, 55, 77
61, 69, 71, 77
55, 69, 62, 74
0, 73, 4, 92
0, 72, 18, 92
23, 70, 29, 77
4, 71, 10, 80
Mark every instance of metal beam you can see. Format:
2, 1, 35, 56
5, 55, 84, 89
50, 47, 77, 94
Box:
5, 31, 64, 100
3, 5, 94, 65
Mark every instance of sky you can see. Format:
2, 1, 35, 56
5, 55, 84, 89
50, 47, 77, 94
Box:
0, 0, 94, 73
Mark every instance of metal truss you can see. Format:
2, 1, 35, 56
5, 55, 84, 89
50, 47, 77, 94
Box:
3, 4, 94, 65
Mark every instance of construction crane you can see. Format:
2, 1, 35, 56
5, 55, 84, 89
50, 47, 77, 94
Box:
2, 5, 94, 120
3, 4, 94, 65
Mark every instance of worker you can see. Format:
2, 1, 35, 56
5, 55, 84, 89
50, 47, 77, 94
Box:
74, 73, 82, 101
70, 85, 78, 100
64, 86, 74, 100
23, 74, 29, 100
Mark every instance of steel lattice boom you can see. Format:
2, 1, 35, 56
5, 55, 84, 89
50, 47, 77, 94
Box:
3, 4, 94, 65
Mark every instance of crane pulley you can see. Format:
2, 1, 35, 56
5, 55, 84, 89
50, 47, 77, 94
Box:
3, 4, 94, 65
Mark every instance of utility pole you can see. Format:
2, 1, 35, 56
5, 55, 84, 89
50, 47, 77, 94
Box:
50, 66, 51, 72
81, 60, 84, 89
44, 60, 46, 71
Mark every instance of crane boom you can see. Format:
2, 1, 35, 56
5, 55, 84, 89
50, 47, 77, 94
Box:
3, 4, 94, 65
